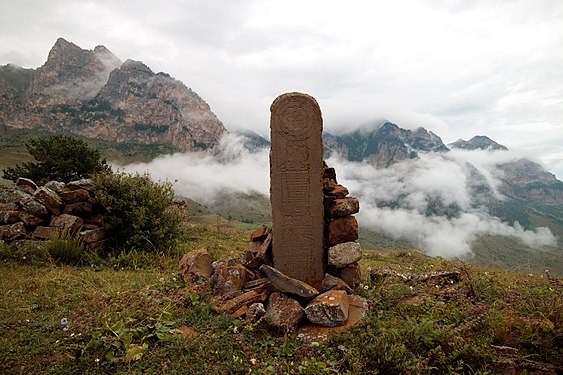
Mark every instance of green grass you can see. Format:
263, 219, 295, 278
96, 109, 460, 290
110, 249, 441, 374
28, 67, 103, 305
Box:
0, 227, 561, 374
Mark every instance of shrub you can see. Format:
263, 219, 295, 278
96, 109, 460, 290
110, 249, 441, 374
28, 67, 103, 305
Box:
92, 171, 183, 254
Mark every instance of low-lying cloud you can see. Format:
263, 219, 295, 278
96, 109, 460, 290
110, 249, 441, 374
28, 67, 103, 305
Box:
117, 133, 557, 258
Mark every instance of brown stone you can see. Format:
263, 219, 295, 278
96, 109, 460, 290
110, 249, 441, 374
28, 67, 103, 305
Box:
33, 187, 63, 215
63, 202, 94, 215
11, 211, 45, 227
50, 214, 84, 232
246, 302, 266, 322
65, 179, 95, 192
15, 178, 38, 195
328, 216, 359, 246
328, 241, 362, 268
250, 227, 271, 242
214, 290, 260, 314
2, 210, 19, 224
84, 214, 105, 226
305, 290, 349, 327
264, 292, 304, 331
44, 181, 64, 192
260, 264, 319, 300
19, 197, 49, 217
323, 166, 337, 182
325, 184, 349, 199
0, 187, 31, 204
326, 197, 360, 218
85, 240, 105, 253
232, 305, 249, 319
270, 92, 325, 287
242, 231, 273, 269
211, 264, 251, 295
59, 187, 91, 204
178, 250, 214, 282
212, 257, 243, 269
32, 226, 60, 239
340, 263, 362, 289
0, 222, 28, 241
320, 273, 354, 294
80, 228, 107, 243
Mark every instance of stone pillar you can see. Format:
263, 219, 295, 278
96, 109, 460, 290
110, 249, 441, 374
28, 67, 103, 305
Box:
270, 92, 325, 287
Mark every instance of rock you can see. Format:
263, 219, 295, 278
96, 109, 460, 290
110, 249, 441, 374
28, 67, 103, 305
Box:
32, 226, 60, 239
243, 278, 273, 293
0, 188, 31, 204
214, 290, 261, 314
340, 263, 362, 289
63, 202, 94, 215
34, 187, 63, 215
19, 197, 49, 217
0, 222, 28, 241
325, 184, 349, 199
232, 305, 249, 319
44, 181, 64, 192
2, 210, 19, 224
211, 264, 251, 295
326, 197, 359, 218
242, 231, 272, 269
246, 302, 266, 322
11, 211, 45, 227
323, 166, 337, 182
66, 179, 95, 192
178, 250, 214, 282
259, 265, 319, 300
250, 227, 271, 242
84, 214, 105, 226
264, 292, 304, 331
85, 240, 105, 253
15, 178, 38, 194
305, 290, 349, 327
50, 214, 84, 232
320, 274, 354, 294
80, 228, 107, 243
328, 242, 362, 268
328, 216, 359, 246
212, 257, 243, 269
0, 203, 19, 223
59, 187, 91, 204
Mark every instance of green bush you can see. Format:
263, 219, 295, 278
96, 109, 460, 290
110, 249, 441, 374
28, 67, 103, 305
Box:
92, 171, 183, 254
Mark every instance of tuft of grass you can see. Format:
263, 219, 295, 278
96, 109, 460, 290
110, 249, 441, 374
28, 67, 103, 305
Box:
45, 229, 85, 266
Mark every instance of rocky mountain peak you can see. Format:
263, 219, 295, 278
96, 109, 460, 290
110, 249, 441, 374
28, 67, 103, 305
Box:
449, 135, 508, 151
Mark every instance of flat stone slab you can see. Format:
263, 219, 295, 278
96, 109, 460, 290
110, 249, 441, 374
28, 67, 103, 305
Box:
260, 264, 319, 300
296, 295, 368, 342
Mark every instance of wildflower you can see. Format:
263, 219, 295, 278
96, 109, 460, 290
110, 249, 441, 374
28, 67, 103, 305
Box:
338, 345, 346, 351
250, 358, 257, 365
63, 326, 69, 331
297, 333, 305, 339
364, 285, 369, 290
95, 358, 100, 363
60, 318, 68, 326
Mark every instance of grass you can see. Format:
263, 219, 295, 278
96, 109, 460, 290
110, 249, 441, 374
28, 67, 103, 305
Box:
0, 224, 561, 374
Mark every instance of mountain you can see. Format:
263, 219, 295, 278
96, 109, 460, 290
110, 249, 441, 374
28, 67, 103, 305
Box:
0, 38, 226, 152
449, 135, 508, 151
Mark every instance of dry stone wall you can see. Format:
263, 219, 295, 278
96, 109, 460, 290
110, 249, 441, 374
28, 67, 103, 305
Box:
0, 177, 106, 251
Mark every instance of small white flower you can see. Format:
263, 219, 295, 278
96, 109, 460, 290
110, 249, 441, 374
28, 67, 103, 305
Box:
60, 317, 68, 325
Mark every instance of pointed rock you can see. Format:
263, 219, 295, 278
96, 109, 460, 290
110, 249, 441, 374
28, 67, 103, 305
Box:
259, 265, 319, 300
320, 273, 354, 294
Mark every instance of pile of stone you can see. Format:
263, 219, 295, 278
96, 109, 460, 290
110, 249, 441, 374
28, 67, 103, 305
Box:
0, 177, 106, 251
178, 163, 366, 334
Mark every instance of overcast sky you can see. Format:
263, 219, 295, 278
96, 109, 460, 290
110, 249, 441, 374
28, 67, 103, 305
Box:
1, 0, 562, 178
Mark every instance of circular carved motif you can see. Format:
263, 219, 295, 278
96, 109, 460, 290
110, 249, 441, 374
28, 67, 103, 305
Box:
274, 96, 319, 140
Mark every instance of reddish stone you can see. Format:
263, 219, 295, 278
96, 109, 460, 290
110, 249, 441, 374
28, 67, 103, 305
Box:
178, 250, 214, 282
328, 216, 359, 246
19, 197, 49, 217
0, 188, 31, 204
59, 188, 91, 204
211, 264, 251, 295
32, 226, 60, 240
214, 290, 260, 314
65, 179, 95, 192
50, 214, 84, 233
242, 232, 272, 269
3, 210, 19, 224
232, 305, 249, 319
84, 214, 105, 226
63, 202, 94, 215
264, 292, 304, 332
320, 273, 353, 295
15, 178, 38, 195
11, 211, 45, 227
325, 184, 349, 199
34, 187, 63, 215
323, 166, 337, 182
326, 197, 359, 218
0, 222, 28, 241
260, 264, 319, 300
250, 227, 271, 242
305, 290, 349, 327
340, 263, 362, 290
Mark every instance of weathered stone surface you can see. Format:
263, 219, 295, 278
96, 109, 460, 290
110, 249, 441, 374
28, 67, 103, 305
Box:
211, 264, 251, 295
325, 184, 349, 199
34, 187, 63, 215
0, 188, 31, 204
2, 210, 19, 224
340, 263, 362, 289
323, 166, 337, 182
260, 265, 319, 300
305, 290, 349, 327
66, 179, 95, 192
327, 197, 359, 218
242, 231, 272, 269
178, 250, 214, 282
296, 295, 368, 341
11, 211, 45, 226
59, 187, 91, 204
50, 214, 83, 232
328, 242, 362, 268
44, 181, 64, 192
80, 228, 107, 243
214, 290, 260, 314
250, 227, 271, 242
212, 257, 243, 269
0, 203, 19, 223
15, 178, 38, 194
84, 214, 105, 226
19, 197, 49, 216
246, 302, 266, 322
264, 292, 304, 331
0, 222, 28, 241
328, 216, 359, 246
320, 273, 354, 294
63, 202, 94, 216
32, 226, 60, 239
270, 92, 325, 287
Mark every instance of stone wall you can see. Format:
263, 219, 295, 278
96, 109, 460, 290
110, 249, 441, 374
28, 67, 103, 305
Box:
0, 177, 106, 252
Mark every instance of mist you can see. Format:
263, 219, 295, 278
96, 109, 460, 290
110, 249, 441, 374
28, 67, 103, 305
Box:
117, 133, 557, 258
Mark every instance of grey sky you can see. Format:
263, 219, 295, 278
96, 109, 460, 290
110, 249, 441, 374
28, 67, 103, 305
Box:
1, 0, 562, 177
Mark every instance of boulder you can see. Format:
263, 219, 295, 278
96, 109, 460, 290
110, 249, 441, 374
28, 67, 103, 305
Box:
32, 226, 60, 240
259, 264, 319, 300
0, 222, 28, 241
328, 216, 359, 246
305, 290, 349, 327
11, 211, 45, 227
63, 202, 94, 215
320, 273, 354, 294
264, 292, 304, 331
211, 263, 251, 295
59, 187, 91, 204
44, 181, 64, 192
0, 188, 31, 204
328, 242, 362, 268
178, 250, 214, 282
66, 179, 95, 192
19, 197, 49, 217
50, 214, 84, 233
15, 178, 38, 195
0, 203, 19, 223
326, 197, 360, 218
340, 263, 362, 289
34, 187, 63, 215
2, 210, 19, 224
84, 214, 105, 226
80, 228, 107, 243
